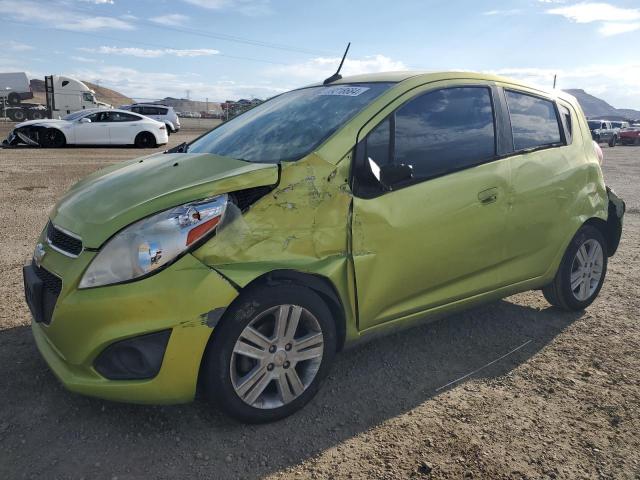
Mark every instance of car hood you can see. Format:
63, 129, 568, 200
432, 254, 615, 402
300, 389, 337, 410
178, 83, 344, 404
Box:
15, 119, 69, 128
50, 152, 279, 248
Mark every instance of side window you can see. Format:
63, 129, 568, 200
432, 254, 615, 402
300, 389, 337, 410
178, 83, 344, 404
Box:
506, 90, 561, 150
394, 87, 495, 180
365, 117, 391, 168
132, 106, 142, 114
157, 107, 168, 115
84, 113, 99, 122
559, 104, 572, 144
109, 112, 141, 122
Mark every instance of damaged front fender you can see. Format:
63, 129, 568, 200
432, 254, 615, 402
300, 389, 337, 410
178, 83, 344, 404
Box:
193, 152, 359, 342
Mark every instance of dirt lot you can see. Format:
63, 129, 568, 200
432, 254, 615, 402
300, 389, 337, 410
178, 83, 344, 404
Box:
1, 122, 639, 479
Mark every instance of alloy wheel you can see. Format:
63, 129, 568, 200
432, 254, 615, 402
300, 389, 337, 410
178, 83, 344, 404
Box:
230, 304, 324, 409
570, 238, 604, 301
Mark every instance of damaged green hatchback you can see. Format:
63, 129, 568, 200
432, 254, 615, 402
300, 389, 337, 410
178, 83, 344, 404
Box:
24, 72, 625, 423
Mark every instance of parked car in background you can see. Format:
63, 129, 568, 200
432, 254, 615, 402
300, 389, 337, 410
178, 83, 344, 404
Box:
610, 121, 630, 131
120, 103, 180, 134
4, 108, 167, 148
588, 119, 617, 147
23, 71, 625, 423
619, 125, 640, 145
0, 72, 32, 106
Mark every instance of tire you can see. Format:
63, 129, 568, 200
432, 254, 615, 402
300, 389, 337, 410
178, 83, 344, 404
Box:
134, 131, 156, 148
9, 109, 26, 122
543, 225, 607, 311
165, 124, 172, 136
41, 128, 66, 148
609, 135, 617, 147
201, 284, 337, 423
29, 110, 45, 120
7, 92, 20, 106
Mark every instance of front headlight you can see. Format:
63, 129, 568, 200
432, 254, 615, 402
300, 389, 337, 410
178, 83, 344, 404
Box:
79, 194, 228, 288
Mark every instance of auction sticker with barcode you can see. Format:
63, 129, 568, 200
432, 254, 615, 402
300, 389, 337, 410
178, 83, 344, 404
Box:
318, 86, 370, 96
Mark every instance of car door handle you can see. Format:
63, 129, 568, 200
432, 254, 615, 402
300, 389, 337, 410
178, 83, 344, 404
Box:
478, 187, 498, 204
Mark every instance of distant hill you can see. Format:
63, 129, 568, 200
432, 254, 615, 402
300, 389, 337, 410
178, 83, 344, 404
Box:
29, 78, 134, 106
564, 89, 640, 120
144, 97, 222, 114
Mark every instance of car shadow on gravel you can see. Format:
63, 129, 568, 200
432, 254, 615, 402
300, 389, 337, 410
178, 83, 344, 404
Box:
0, 299, 583, 479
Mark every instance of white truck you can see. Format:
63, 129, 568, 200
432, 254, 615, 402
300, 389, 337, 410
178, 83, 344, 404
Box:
0, 72, 33, 106
0, 74, 111, 122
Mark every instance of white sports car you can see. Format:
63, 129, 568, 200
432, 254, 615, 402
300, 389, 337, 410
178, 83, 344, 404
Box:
3, 108, 169, 148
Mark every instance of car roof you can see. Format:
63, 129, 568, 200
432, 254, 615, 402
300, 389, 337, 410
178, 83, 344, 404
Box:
306, 70, 572, 102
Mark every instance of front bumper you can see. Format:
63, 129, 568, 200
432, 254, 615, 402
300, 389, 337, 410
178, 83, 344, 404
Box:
28, 244, 238, 404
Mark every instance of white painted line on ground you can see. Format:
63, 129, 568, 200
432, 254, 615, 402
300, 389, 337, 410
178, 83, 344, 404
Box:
435, 339, 533, 392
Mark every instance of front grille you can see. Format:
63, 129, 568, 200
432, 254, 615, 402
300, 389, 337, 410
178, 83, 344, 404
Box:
47, 222, 82, 256
33, 262, 62, 297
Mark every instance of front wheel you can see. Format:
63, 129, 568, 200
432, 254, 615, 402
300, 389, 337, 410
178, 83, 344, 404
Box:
543, 225, 607, 311
609, 135, 617, 147
41, 128, 66, 148
201, 284, 336, 423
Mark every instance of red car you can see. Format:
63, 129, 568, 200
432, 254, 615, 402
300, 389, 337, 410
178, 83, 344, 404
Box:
619, 125, 640, 145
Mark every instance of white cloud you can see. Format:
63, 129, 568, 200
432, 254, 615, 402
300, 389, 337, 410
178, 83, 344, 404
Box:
0, 0, 133, 31
77, 0, 114, 4
489, 64, 640, 110
71, 65, 284, 101
150, 13, 189, 26
71, 55, 101, 63
483, 9, 522, 16
546, 2, 640, 23
182, 0, 271, 16
0, 40, 34, 51
598, 21, 640, 35
79, 46, 219, 58
266, 55, 407, 84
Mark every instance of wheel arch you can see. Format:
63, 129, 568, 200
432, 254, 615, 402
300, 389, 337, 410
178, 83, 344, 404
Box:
195, 268, 347, 399
239, 270, 347, 352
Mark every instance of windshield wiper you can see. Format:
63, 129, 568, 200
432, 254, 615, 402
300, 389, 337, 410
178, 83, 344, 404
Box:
165, 142, 189, 154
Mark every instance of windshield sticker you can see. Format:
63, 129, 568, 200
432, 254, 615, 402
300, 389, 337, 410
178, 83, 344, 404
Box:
318, 86, 370, 97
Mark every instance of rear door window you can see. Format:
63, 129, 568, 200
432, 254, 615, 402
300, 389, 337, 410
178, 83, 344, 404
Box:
505, 90, 562, 150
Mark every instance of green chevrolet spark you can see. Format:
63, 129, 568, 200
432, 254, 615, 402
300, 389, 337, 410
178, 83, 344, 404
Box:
24, 71, 625, 423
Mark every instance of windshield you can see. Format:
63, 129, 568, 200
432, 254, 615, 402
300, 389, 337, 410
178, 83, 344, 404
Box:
588, 121, 601, 129
188, 83, 394, 163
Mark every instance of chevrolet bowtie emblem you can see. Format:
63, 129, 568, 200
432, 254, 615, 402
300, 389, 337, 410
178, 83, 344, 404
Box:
33, 243, 46, 268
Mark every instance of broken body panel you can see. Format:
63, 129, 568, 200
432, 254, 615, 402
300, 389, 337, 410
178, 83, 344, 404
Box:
27, 71, 621, 404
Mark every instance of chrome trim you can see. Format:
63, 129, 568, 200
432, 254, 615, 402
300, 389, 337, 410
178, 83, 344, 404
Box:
46, 223, 83, 258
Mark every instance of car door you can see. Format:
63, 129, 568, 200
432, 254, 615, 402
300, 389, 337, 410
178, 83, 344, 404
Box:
105, 111, 144, 145
499, 88, 574, 284
73, 112, 110, 145
351, 85, 511, 331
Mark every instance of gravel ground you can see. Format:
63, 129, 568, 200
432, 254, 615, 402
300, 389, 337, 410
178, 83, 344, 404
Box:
0, 123, 638, 479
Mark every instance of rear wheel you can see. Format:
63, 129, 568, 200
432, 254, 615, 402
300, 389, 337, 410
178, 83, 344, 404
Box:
41, 128, 66, 148
201, 284, 336, 423
134, 131, 156, 148
543, 225, 607, 311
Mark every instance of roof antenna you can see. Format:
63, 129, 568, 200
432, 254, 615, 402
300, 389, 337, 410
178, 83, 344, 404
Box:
553, 74, 557, 89
323, 42, 351, 85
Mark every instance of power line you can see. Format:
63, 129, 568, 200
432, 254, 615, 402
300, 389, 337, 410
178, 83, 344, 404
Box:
65, 3, 336, 57
4, 20, 293, 66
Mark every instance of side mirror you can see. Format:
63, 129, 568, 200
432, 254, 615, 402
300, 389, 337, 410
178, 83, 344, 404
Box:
380, 163, 413, 189
79, 117, 91, 123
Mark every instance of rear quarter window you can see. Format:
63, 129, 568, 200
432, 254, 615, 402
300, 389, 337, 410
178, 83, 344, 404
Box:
505, 90, 562, 150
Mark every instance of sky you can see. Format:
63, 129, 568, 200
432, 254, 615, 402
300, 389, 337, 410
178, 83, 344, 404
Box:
1, 0, 640, 109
